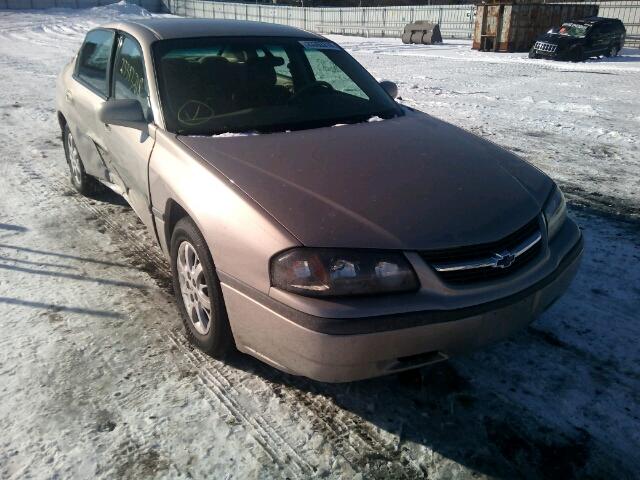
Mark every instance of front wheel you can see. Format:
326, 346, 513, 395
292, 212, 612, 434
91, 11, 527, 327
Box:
569, 46, 585, 62
170, 217, 234, 358
63, 124, 103, 195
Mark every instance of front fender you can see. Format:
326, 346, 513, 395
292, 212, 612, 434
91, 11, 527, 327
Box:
148, 129, 300, 294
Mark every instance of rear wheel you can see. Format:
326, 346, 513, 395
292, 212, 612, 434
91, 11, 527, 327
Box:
63, 124, 103, 195
170, 216, 233, 357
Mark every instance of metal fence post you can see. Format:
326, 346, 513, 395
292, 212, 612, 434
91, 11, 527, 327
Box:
382, 7, 386, 37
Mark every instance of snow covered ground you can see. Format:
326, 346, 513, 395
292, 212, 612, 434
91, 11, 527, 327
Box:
0, 3, 639, 479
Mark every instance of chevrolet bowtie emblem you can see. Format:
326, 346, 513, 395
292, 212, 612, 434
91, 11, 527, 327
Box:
491, 250, 516, 269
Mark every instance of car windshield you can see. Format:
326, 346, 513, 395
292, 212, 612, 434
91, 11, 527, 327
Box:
152, 36, 402, 135
556, 23, 590, 38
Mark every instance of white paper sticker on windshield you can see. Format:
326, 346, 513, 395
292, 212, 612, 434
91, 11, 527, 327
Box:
299, 40, 341, 51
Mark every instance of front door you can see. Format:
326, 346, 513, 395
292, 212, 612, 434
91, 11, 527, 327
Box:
587, 24, 608, 55
102, 34, 156, 231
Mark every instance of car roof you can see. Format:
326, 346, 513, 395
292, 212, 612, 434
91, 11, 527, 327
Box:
569, 16, 623, 26
104, 18, 322, 41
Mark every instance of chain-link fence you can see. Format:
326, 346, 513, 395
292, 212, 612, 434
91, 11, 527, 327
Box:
166, 0, 477, 39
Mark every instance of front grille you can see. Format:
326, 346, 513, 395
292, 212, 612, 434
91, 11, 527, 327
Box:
420, 217, 543, 284
534, 41, 557, 53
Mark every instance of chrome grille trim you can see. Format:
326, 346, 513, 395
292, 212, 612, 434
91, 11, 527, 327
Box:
432, 231, 542, 273
534, 41, 557, 53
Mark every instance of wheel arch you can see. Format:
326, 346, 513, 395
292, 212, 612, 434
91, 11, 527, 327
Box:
58, 112, 70, 165
163, 198, 193, 257
57, 111, 67, 131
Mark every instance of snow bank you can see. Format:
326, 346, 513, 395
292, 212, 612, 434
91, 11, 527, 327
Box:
90, 0, 153, 17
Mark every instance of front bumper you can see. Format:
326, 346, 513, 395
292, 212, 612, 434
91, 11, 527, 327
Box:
531, 46, 572, 61
221, 229, 583, 383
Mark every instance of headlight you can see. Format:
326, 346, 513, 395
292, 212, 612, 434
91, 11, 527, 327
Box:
543, 185, 567, 239
270, 248, 419, 297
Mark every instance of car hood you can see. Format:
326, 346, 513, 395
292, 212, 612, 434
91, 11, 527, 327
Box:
179, 110, 552, 250
536, 33, 582, 47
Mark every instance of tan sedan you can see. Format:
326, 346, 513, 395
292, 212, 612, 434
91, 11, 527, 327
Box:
56, 18, 583, 382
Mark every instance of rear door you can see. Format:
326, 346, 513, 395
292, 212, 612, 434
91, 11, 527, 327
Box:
102, 33, 156, 231
587, 24, 608, 54
66, 28, 116, 180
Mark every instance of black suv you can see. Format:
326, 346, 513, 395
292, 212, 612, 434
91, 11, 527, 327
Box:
529, 17, 626, 62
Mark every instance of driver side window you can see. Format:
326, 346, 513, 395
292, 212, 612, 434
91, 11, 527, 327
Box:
113, 36, 152, 121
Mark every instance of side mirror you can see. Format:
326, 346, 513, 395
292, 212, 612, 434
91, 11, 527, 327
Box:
379, 80, 398, 99
98, 99, 147, 130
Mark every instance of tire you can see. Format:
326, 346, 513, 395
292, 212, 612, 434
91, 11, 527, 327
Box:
528, 48, 537, 59
63, 124, 103, 196
605, 44, 620, 57
569, 46, 585, 63
170, 216, 233, 358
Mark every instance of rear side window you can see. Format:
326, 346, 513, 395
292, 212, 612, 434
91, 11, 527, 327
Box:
76, 29, 115, 97
113, 36, 152, 120
603, 22, 622, 34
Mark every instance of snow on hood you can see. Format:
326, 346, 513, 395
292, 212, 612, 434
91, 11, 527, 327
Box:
179, 110, 552, 250
211, 131, 260, 138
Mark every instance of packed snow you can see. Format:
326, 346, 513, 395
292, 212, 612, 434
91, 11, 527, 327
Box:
1, 3, 639, 479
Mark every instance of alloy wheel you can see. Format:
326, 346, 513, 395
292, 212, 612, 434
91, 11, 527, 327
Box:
67, 131, 82, 186
177, 240, 212, 335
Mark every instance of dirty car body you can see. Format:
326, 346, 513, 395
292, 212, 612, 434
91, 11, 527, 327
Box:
529, 17, 626, 61
56, 19, 583, 382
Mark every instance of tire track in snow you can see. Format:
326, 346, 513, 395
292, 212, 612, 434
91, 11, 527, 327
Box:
179, 333, 427, 479
167, 332, 313, 479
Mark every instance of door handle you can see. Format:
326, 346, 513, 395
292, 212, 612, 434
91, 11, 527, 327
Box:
65, 90, 73, 103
